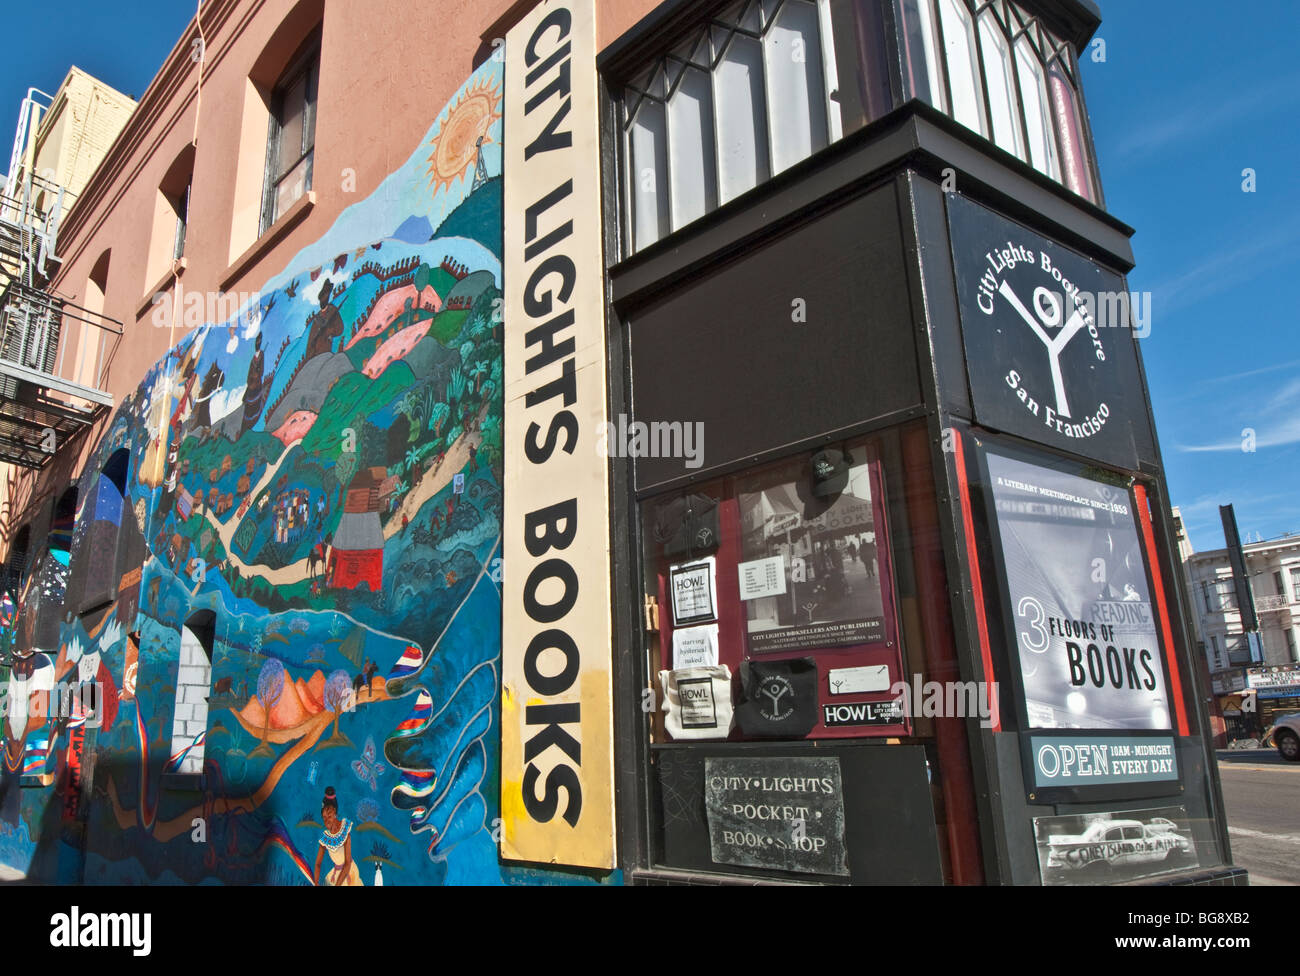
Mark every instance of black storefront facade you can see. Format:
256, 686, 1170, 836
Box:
583, 0, 1240, 885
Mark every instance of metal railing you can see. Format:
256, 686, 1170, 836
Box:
0, 174, 64, 283
1256, 594, 1294, 613
0, 282, 121, 403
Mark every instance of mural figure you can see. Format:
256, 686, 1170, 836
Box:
305, 278, 345, 360
240, 333, 268, 437
192, 359, 226, 434
314, 786, 361, 886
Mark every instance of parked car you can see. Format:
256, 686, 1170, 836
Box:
1046, 819, 1192, 875
1263, 712, 1300, 761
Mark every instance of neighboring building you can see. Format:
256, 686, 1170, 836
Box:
0, 67, 133, 639
0, 0, 1238, 887
1181, 531, 1300, 737
4, 67, 136, 231
1185, 534, 1300, 672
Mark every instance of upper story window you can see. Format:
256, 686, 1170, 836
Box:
620, 0, 890, 252
1201, 577, 1238, 615
260, 34, 319, 235
618, 0, 1098, 253
897, 0, 1098, 201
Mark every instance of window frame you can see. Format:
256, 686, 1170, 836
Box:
259, 33, 321, 237
172, 180, 191, 262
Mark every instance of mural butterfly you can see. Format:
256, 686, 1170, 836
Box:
351, 736, 386, 791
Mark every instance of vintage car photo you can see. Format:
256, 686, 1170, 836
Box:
1036, 809, 1197, 884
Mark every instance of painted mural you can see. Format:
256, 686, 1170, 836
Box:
0, 62, 602, 885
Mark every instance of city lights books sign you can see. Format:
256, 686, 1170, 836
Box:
501, 0, 616, 870
980, 446, 1179, 798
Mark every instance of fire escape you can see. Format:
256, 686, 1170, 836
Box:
0, 89, 121, 469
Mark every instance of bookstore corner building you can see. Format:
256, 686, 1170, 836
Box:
0, 0, 1242, 886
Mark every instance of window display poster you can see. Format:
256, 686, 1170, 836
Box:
1033, 805, 1198, 885
986, 451, 1172, 730
673, 624, 719, 669
670, 557, 717, 627
737, 458, 886, 654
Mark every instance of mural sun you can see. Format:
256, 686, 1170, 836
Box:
426, 76, 501, 194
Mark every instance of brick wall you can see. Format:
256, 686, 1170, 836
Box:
168, 628, 211, 775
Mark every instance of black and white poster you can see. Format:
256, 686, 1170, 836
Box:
1034, 806, 1199, 885
670, 558, 717, 627
949, 194, 1145, 470
986, 449, 1172, 730
737, 455, 887, 654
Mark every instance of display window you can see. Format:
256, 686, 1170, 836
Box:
643, 439, 906, 742
635, 424, 988, 883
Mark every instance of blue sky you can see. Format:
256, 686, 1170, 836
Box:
0, 3, 194, 144
1, 0, 1294, 553
1080, 0, 1300, 551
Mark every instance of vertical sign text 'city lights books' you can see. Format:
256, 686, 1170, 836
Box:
501, 0, 616, 870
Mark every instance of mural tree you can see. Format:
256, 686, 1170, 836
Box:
430, 402, 449, 437
321, 669, 353, 747
251, 658, 285, 757
387, 414, 411, 462
447, 367, 465, 413
401, 389, 427, 432
334, 451, 358, 507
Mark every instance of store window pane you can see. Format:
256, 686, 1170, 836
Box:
898, 0, 946, 111
936, 0, 986, 137
764, 0, 829, 174
1015, 37, 1061, 179
977, 8, 1025, 161
1047, 64, 1093, 201
628, 99, 670, 250
715, 35, 770, 204
668, 66, 719, 229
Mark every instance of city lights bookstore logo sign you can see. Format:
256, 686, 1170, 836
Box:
948, 194, 1141, 469
977, 239, 1111, 442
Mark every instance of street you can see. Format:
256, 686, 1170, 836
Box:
1217, 749, 1300, 885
